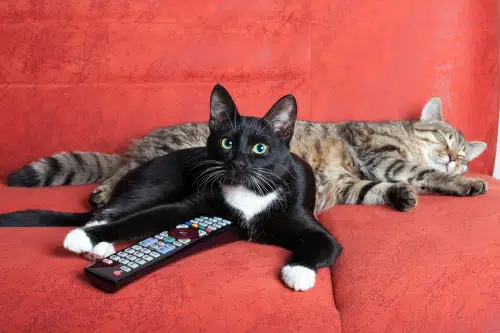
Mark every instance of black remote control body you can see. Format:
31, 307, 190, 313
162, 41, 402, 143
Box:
84, 216, 240, 292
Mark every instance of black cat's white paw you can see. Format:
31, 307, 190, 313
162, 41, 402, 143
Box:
63, 229, 93, 254
281, 265, 316, 291
85, 242, 115, 261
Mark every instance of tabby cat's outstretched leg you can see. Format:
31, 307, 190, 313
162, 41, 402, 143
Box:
89, 160, 140, 208
316, 173, 418, 213
372, 158, 487, 196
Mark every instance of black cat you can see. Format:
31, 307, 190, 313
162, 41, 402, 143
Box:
0, 84, 342, 291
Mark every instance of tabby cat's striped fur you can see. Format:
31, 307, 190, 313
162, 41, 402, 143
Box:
7, 98, 487, 214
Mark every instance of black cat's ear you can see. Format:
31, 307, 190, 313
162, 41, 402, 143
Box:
263, 94, 297, 143
209, 84, 239, 131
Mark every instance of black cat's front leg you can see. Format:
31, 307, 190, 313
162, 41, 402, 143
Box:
63, 194, 218, 260
260, 214, 342, 291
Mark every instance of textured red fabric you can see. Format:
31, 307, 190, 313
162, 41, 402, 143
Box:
0, 0, 497, 178
0, 184, 341, 333
0, 1, 499, 332
321, 174, 500, 332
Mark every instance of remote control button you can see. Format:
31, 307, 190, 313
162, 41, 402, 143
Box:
213, 223, 221, 228
215, 217, 222, 220
121, 266, 131, 272
135, 252, 144, 258
179, 239, 191, 244
155, 235, 164, 240
198, 225, 206, 230
209, 225, 218, 230
139, 238, 157, 247
126, 255, 137, 261
125, 248, 135, 254
156, 244, 176, 254
110, 255, 120, 261
191, 223, 198, 228
119, 258, 130, 264
132, 245, 142, 250
127, 262, 139, 269
206, 228, 213, 233
140, 248, 151, 253
143, 255, 153, 261
113, 270, 122, 277
164, 237, 176, 243
157, 241, 166, 246
199, 222, 207, 227
184, 222, 192, 226
223, 219, 232, 225
172, 241, 183, 247
150, 251, 160, 258
136, 259, 146, 265
102, 259, 113, 265
170, 228, 198, 240
208, 218, 217, 222
118, 252, 128, 257
176, 224, 189, 229
160, 231, 169, 237
150, 244, 159, 249
198, 230, 207, 237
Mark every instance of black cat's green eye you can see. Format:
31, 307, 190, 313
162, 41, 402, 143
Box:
253, 143, 268, 154
221, 137, 233, 150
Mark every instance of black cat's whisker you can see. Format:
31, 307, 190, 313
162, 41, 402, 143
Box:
198, 170, 225, 195
250, 174, 268, 197
189, 159, 224, 171
186, 151, 208, 163
194, 166, 225, 188
254, 168, 291, 194
248, 175, 263, 196
251, 171, 279, 193
278, 165, 297, 180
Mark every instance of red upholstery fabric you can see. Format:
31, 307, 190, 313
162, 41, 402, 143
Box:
0, 185, 342, 333
321, 174, 500, 332
0, 0, 497, 178
0, 1, 499, 332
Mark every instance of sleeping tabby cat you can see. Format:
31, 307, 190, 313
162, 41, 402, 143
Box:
7, 98, 487, 213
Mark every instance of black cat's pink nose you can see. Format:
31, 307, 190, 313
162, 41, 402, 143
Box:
231, 161, 246, 170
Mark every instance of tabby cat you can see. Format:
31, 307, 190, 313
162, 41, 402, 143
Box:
7, 98, 488, 213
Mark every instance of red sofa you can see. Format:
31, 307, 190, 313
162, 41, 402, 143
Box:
0, 1, 499, 332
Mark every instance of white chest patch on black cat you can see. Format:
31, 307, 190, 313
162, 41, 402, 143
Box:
221, 185, 278, 222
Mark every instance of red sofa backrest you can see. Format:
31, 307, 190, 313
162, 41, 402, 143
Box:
0, 0, 498, 178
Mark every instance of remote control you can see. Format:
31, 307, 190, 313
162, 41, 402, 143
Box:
84, 216, 239, 292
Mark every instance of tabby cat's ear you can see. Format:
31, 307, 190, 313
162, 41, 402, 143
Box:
209, 84, 240, 131
263, 94, 297, 143
420, 97, 443, 121
466, 141, 487, 161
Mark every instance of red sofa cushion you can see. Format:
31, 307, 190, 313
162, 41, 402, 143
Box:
0, 184, 342, 333
321, 174, 500, 332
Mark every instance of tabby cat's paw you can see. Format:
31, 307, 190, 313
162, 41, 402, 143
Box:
281, 265, 316, 291
63, 229, 93, 254
457, 178, 488, 196
85, 242, 115, 261
387, 183, 418, 212
89, 185, 112, 208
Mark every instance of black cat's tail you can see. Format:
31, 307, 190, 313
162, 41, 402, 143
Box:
0, 210, 92, 227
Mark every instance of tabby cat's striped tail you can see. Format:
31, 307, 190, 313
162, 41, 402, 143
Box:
7, 152, 122, 187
